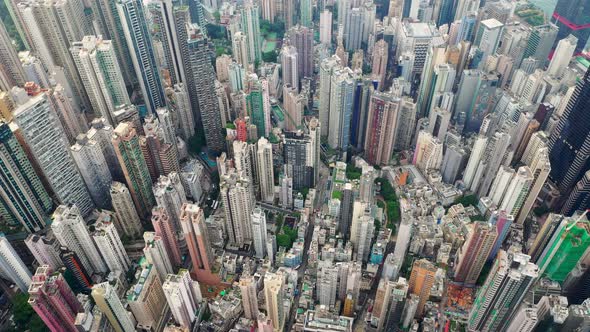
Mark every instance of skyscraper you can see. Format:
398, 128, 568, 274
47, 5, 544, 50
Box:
70, 35, 130, 126
25, 234, 63, 270
264, 272, 285, 332
474, 18, 504, 61
454, 221, 497, 285
51, 205, 107, 275
319, 10, 332, 45
548, 68, 590, 195
13, 93, 95, 217
252, 208, 268, 259
239, 275, 259, 319
300, 0, 312, 27
151, 207, 183, 268
187, 25, 225, 153
92, 217, 131, 273
328, 67, 355, 152
112, 122, 155, 219
28, 266, 83, 332
552, 0, 590, 52
281, 45, 299, 89
547, 34, 577, 78
110, 182, 143, 238
163, 269, 203, 328
0, 121, 52, 233
180, 203, 219, 285
92, 281, 136, 332
117, 0, 165, 114
522, 23, 558, 66
220, 170, 254, 246
256, 137, 275, 203
0, 234, 31, 291
0, 19, 25, 90
143, 232, 174, 281
364, 91, 400, 165
153, 173, 187, 235
71, 134, 113, 210
468, 250, 538, 331
241, 2, 262, 63
408, 259, 437, 317
371, 40, 389, 91
127, 264, 166, 331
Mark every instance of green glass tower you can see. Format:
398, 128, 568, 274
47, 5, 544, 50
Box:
0, 121, 53, 232
536, 213, 590, 282
246, 83, 267, 138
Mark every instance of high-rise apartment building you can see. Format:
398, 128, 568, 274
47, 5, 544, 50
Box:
127, 264, 166, 331
28, 266, 83, 332
363, 91, 400, 165
281, 46, 299, 89
180, 203, 219, 285
454, 221, 497, 284
117, 0, 165, 114
264, 272, 285, 332
92, 281, 136, 332
110, 182, 143, 238
328, 67, 355, 152
163, 269, 202, 328
319, 10, 332, 45
112, 122, 155, 219
220, 170, 254, 246
71, 36, 130, 126
13, 93, 95, 217
153, 173, 187, 235
286, 25, 314, 80
152, 207, 183, 268
547, 34, 577, 78
92, 218, 131, 273
319, 56, 342, 138
0, 234, 32, 291
142, 232, 174, 281
0, 19, 25, 91
71, 134, 113, 210
51, 205, 107, 275
256, 137, 275, 203
241, 2, 262, 63
25, 234, 63, 270
0, 121, 52, 232
239, 274, 259, 319
252, 208, 268, 259
408, 259, 437, 317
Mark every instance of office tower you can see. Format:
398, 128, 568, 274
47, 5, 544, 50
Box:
71, 36, 130, 126
408, 259, 437, 317
180, 203, 219, 285
396, 22, 443, 79
92, 218, 130, 273
371, 40, 388, 91
0, 234, 31, 291
441, 144, 468, 184
163, 269, 202, 328
0, 19, 25, 90
339, 183, 354, 238
278, 173, 293, 209
468, 251, 538, 331
117, 0, 165, 114
552, 0, 590, 52
522, 23, 558, 66
516, 148, 550, 224
110, 182, 143, 238
362, 90, 401, 165
0, 121, 52, 233
252, 208, 268, 259
536, 214, 590, 282
128, 264, 166, 331
220, 170, 254, 246
25, 234, 62, 270
320, 10, 332, 45
563, 170, 590, 216
547, 34, 577, 78
17, 0, 91, 111
59, 247, 93, 291
246, 78, 272, 138
71, 135, 113, 209
239, 275, 259, 319
149, 1, 187, 87
474, 18, 503, 61
151, 207, 182, 268
52, 205, 107, 275
92, 281, 136, 332
153, 173, 186, 235
28, 266, 83, 332
413, 131, 443, 172
143, 232, 174, 281
283, 131, 316, 189
300, 0, 312, 27
241, 2, 262, 63
416, 46, 450, 118
394, 98, 417, 151
454, 221, 497, 284
328, 67, 355, 152
261, 0, 275, 21
256, 137, 275, 203
186, 26, 225, 153
548, 68, 590, 195
264, 272, 285, 332
13, 93, 95, 217
112, 122, 155, 219
287, 25, 314, 80
281, 46, 299, 89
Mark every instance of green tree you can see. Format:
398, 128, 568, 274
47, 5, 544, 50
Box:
262, 50, 278, 63
188, 131, 206, 155
8, 293, 48, 332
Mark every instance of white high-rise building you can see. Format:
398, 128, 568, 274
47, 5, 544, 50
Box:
474, 19, 504, 61
143, 232, 174, 281
232, 32, 250, 68
317, 261, 339, 306
239, 275, 259, 319
319, 56, 342, 137
499, 166, 534, 217
71, 35, 131, 126
251, 208, 268, 259
281, 45, 299, 89
328, 67, 355, 151
151, 0, 187, 86
71, 134, 113, 209
110, 182, 143, 238
92, 217, 131, 273
167, 84, 195, 141
163, 269, 202, 329
51, 205, 107, 275
13, 93, 95, 217
355, 214, 375, 263
153, 173, 187, 234
489, 166, 515, 205
516, 147, 550, 224
413, 131, 443, 172
0, 19, 25, 90
127, 264, 166, 331
256, 137, 275, 203
92, 281, 136, 332
25, 234, 63, 270
233, 140, 256, 191
0, 235, 32, 291
220, 170, 254, 246
463, 135, 488, 188
87, 118, 124, 180
320, 10, 332, 45
240, 3, 262, 63
264, 272, 285, 332
547, 34, 577, 78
